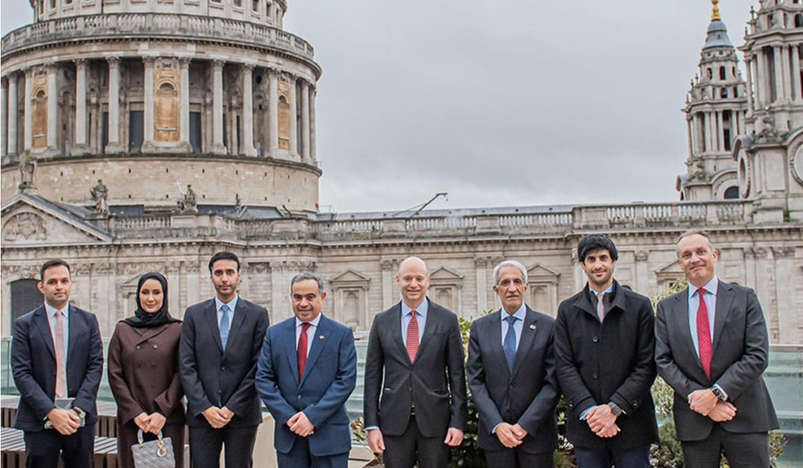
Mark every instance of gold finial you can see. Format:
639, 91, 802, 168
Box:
712, 0, 721, 21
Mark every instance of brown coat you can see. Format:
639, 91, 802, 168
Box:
108, 321, 185, 468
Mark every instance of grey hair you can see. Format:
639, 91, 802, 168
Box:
492, 260, 528, 284
676, 228, 716, 254
290, 272, 324, 294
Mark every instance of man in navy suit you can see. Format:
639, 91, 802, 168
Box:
256, 272, 357, 468
466, 260, 560, 467
179, 251, 270, 468
12, 259, 104, 468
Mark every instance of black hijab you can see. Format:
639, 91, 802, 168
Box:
123, 273, 180, 328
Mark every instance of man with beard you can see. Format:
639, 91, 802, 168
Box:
555, 235, 658, 468
179, 251, 270, 468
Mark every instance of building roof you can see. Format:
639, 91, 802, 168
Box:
704, 19, 734, 50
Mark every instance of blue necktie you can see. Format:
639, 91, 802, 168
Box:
220, 304, 230, 350
503, 315, 518, 373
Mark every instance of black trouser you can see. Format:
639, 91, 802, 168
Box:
24, 424, 94, 468
382, 415, 448, 468
682, 425, 770, 468
188, 423, 259, 468
484, 448, 553, 468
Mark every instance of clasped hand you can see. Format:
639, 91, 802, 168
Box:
47, 407, 82, 436
134, 411, 168, 434
202, 406, 234, 429
495, 423, 527, 448
287, 412, 315, 437
586, 405, 620, 438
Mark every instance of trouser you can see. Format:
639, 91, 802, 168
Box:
382, 415, 448, 468
276, 437, 349, 468
682, 425, 770, 468
574, 443, 650, 468
188, 423, 259, 468
24, 424, 95, 468
483, 447, 553, 468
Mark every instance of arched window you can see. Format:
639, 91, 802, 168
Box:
795, 14, 803, 28
719, 66, 727, 80
724, 186, 739, 199
707, 68, 713, 79
721, 88, 729, 98
11, 279, 43, 327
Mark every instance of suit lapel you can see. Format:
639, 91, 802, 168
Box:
412, 300, 438, 364
284, 319, 301, 387
33, 306, 56, 359
487, 311, 510, 381
300, 315, 332, 388
135, 323, 169, 345
391, 304, 413, 367
223, 300, 248, 357
511, 308, 537, 380
573, 290, 599, 322
711, 281, 733, 357
204, 300, 224, 353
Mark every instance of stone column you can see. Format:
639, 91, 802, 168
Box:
23, 68, 32, 151
475, 258, 488, 315
1, 77, 7, 158
211, 60, 227, 155
241, 64, 257, 157
781, 45, 792, 101
179, 57, 192, 151
142, 56, 156, 152
310, 85, 316, 161
753, 55, 763, 108
793, 45, 802, 103
745, 57, 755, 112
267, 68, 279, 156
686, 118, 694, 159
716, 111, 724, 152
773, 46, 783, 104
46, 62, 58, 153
7, 74, 17, 156
73, 59, 88, 155
288, 74, 298, 156
693, 114, 702, 153
105, 56, 123, 153
703, 112, 711, 153
300, 79, 310, 161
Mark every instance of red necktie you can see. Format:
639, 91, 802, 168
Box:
406, 312, 419, 363
298, 322, 311, 381
696, 288, 713, 380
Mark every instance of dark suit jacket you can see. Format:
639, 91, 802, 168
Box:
12, 304, 104, 432
179, 297, 269, 427
107, 321, 185, 426
255, 315, 357, 457
555, 281, 659, 450
466, 306, 559, 454
655, 281, 779, 441
363, 299, 468, 438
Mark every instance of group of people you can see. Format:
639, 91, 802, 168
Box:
11, 229, 778, 468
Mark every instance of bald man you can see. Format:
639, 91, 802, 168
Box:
363, 257, 468, 468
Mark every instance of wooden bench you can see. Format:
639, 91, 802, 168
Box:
1, 397, 118, 438
0, 427, 119, 468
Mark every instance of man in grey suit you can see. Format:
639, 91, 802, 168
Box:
466, 260, 559, 467
655, 229, 778, 468
363, 256, 468, 468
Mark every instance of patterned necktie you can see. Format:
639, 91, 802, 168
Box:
406, 311, 419, 363
596, 292, 606, 322
298, 322, 311, 381
220, 304, 230, 350
54, 309, 67, 398
503, 315, 519, 373
696, 288, 713, 379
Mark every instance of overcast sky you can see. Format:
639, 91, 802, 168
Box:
2, 0, 756, 213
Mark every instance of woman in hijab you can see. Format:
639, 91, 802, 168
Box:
108, 273, 185, 468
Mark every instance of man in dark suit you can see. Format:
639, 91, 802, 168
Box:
466, 260, 559, 467
12, 259, 104, 468
179, 251, 270, 468
363, 256, 467, 468
655, 229, 778, 468
256, 272, 357, 468
555, 234, 658, 468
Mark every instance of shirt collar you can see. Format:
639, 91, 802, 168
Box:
692, 276, 719, 297
296, 313, 322, 328
215, 295, 238, 312
44, 302, 68, 317
502, 304, 527, 322
402, 297, 429, 318
588, 282, 615, 296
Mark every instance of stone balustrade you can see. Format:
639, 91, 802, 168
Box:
1, 13, 314, 59
106, 200, 753, 241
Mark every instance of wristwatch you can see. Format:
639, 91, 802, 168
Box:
607, 402, 623, 417
711, 385, 727, 401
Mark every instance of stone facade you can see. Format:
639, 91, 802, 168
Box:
1, 2, 803, 346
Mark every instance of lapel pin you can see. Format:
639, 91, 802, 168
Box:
530, 324, 537, 330
319, 335, 325, 340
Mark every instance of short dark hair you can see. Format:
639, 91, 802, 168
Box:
208, 251, 240, 272
40, 259, 71, 282
578, 234, 619, 263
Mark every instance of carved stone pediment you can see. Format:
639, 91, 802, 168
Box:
526, 263, 561, 284
330, 269, 371, 287
1, 194, 112, 245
